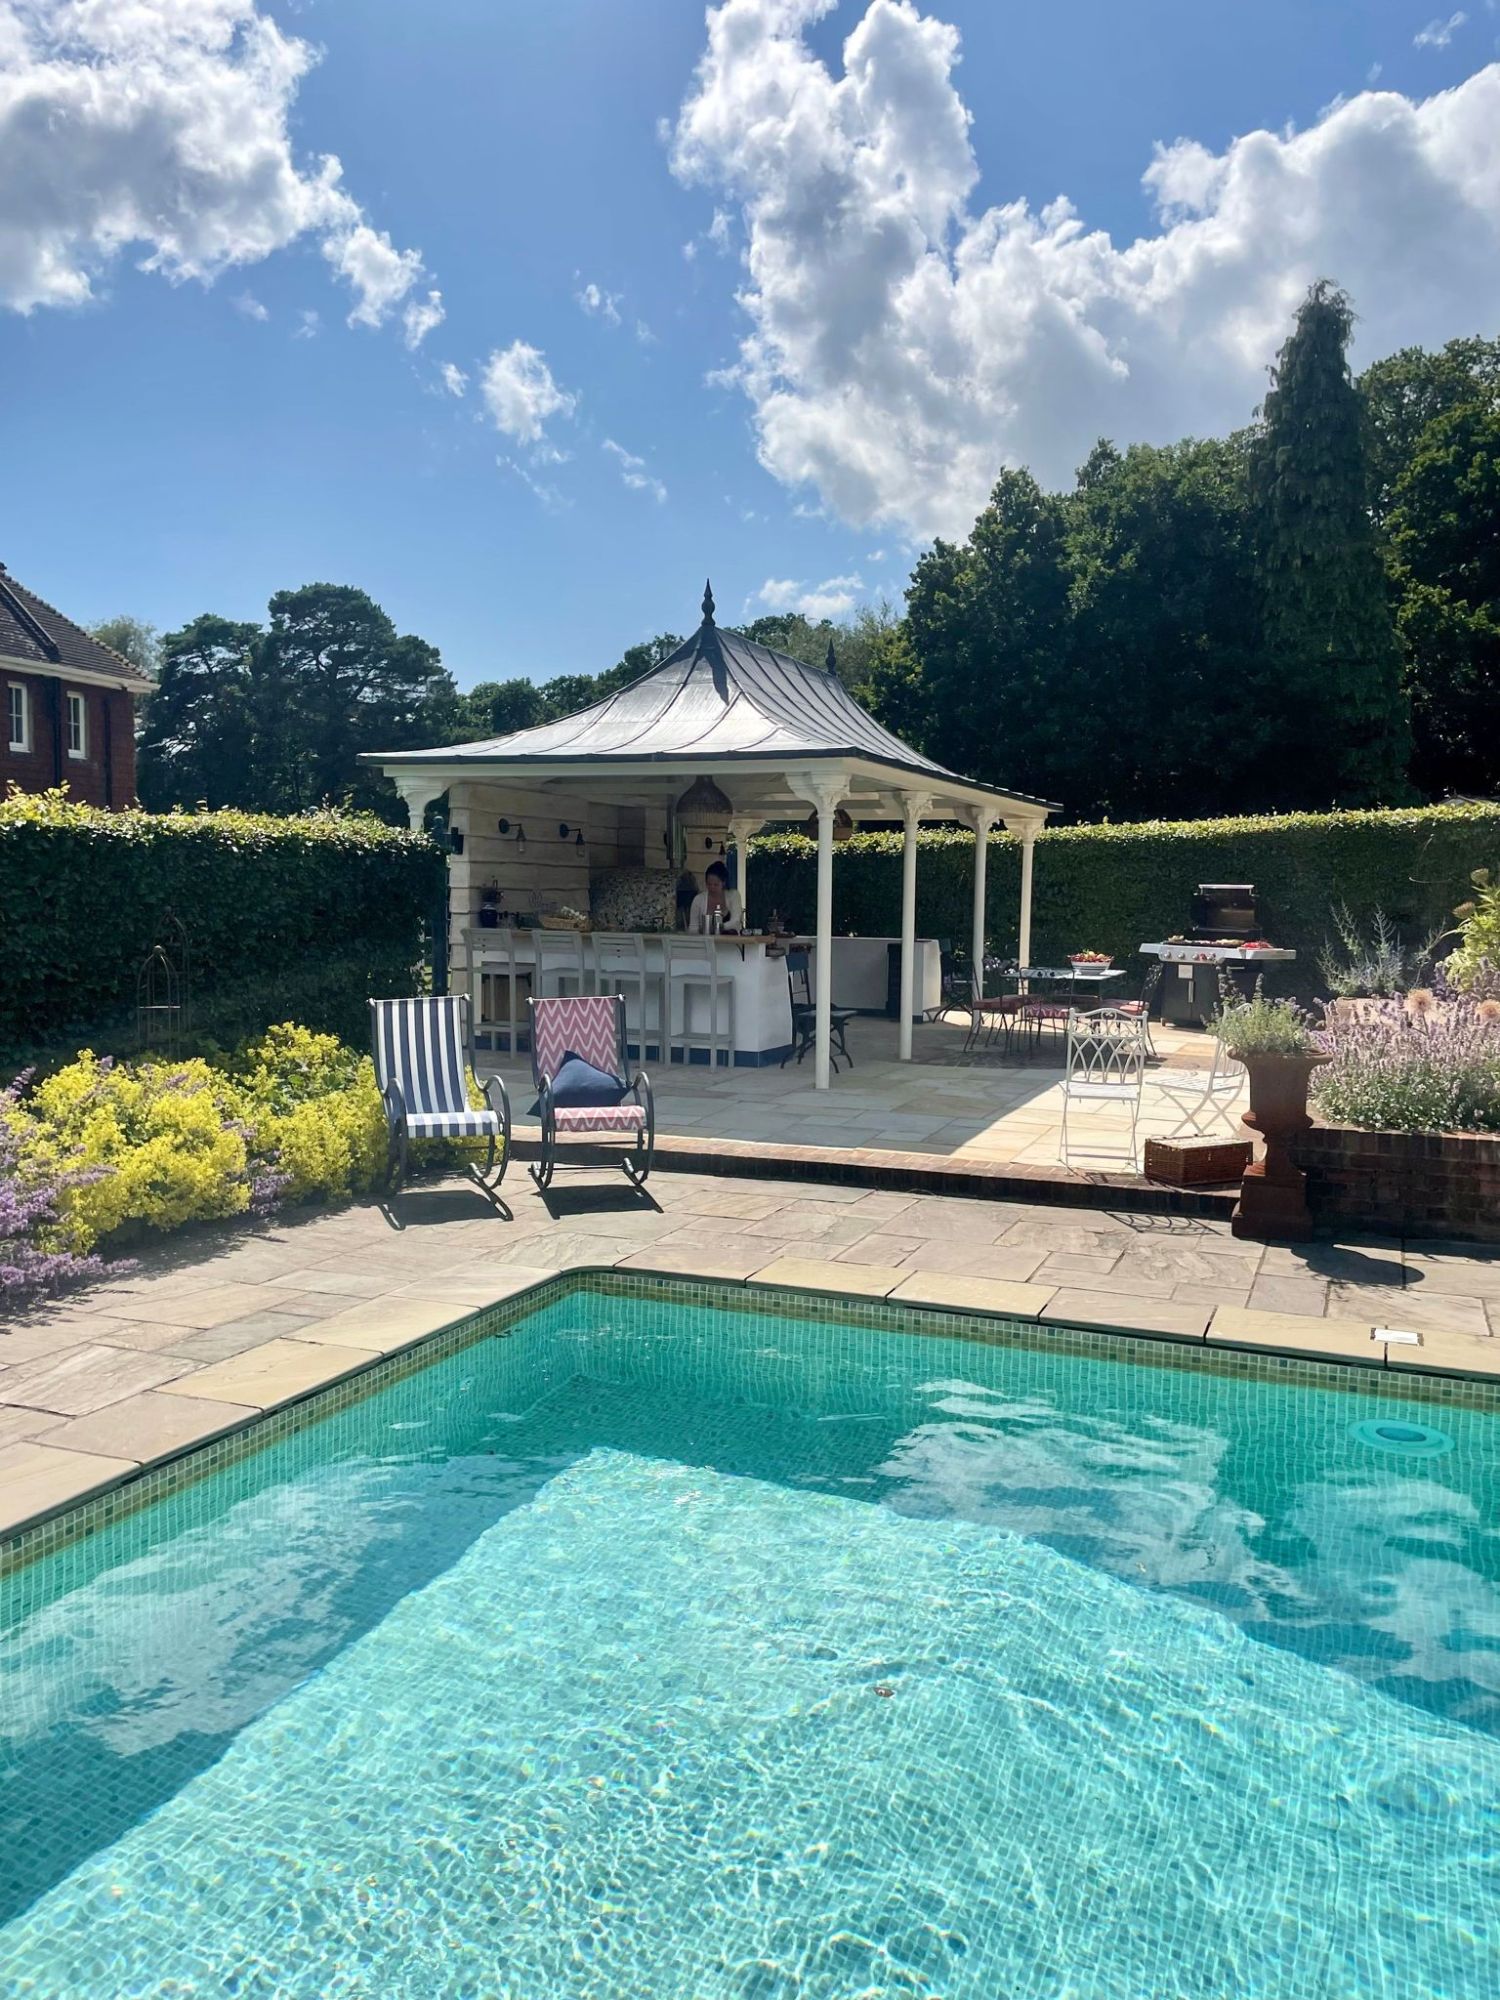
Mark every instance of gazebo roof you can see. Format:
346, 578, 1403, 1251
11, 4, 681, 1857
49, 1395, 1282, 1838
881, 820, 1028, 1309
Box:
370, 585, 1057, 823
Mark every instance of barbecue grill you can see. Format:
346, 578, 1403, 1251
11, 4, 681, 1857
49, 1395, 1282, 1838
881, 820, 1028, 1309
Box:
1140, 883, 1297, 1028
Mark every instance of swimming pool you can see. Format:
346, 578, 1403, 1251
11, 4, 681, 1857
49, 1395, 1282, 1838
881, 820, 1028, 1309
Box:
2, 1275, 1497, 1996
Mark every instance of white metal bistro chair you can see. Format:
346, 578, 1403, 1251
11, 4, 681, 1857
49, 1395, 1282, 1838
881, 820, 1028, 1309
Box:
1150, 1036, 1247, 1140
1060, 1008, 1147, 1170
370, 995, 511, 1193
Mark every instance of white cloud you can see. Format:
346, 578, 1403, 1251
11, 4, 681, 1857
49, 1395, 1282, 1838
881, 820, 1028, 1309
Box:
402, 288, 444, 348
480, 340, 577, 443
603, 437, 667, 503
671, 0, 1500, 536
577, 280, 622, 325
232, 290, 268, 321
708, 205, 734, 251
293, 307, 320, 339
1414, 12, 1467, 47
0, 1, 432, 331
323, 222, 423, 329
439, 360, 468, 397
635, 318, 657, 344
498, 454, 567, 511
756, 572, 864, 619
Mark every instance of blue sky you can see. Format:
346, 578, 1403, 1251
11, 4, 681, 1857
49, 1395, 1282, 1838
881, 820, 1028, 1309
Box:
2, 1, 1497, 690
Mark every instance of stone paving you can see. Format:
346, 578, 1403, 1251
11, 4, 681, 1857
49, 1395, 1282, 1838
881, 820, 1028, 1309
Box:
480, 1014, 1245, 1180
2, 1165, 1497, 1540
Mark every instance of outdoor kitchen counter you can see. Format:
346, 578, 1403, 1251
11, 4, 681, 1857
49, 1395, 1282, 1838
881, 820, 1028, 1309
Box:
463, 928, 795, 1065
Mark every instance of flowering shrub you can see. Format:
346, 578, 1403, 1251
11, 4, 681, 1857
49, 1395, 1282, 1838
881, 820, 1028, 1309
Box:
232, 1025, 386, 1206
0, 1074, 127, 1297
1211, 987, 1316, 1056
1445, 868, 1500, 994
21, 1054, 252, 1253
1313, 991, 1500, 1133
0, 1022, 475, 1301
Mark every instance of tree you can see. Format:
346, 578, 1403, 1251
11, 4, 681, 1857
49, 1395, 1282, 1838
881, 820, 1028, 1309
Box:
89, 614, 161, 680
138, 587, 454, 816
903, 469, 1076, 801
137, 614, 259, 810
1386, 397, 1500, 797
1360, 337, 1500, 528
1249, 281, 1412, 805
259, 584, 454, 813
1064, 435, 1268, 817
453, 678, 548, 740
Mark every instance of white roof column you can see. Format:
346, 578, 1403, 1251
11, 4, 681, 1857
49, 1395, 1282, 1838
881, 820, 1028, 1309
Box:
966, 805, 997, 999
796, 769, 847, 1091
1002, 813, 1047, 973
897, 791, 931, 1060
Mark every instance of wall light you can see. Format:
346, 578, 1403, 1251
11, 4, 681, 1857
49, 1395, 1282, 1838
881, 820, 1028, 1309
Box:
497, 817, 527, 855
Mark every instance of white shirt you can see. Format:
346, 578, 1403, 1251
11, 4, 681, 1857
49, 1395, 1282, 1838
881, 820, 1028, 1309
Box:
688, 887, 743, 933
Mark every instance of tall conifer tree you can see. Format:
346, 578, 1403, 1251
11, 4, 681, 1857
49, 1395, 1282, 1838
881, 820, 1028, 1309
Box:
1250, 282, 1412, 804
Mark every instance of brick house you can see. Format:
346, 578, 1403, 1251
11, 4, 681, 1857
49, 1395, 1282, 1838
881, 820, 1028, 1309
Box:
0, 563, 151, 808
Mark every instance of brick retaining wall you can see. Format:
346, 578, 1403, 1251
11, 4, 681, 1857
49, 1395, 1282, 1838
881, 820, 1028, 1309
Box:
1291, 1123, 1500, 1242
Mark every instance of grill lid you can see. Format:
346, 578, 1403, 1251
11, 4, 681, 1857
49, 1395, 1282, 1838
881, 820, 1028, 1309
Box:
1190, 882, 1258, 937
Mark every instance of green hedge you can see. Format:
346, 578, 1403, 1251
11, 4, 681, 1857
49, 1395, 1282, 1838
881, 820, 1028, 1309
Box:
748, 803, 1500, 991
0, 792, 444, 1063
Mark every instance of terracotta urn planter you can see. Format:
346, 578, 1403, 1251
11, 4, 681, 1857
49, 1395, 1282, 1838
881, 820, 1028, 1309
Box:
1231, 1050, 1330, 1242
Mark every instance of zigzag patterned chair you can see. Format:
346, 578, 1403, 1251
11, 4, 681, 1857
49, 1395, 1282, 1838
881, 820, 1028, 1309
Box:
527, 993, 654, 1191
370, 995, 511, 1193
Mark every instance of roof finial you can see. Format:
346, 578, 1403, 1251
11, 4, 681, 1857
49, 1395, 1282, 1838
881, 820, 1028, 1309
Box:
701, 578, 716, 625
824, 637, 837, 674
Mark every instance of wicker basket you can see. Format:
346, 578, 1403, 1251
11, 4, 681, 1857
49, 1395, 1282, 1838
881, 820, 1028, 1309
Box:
1143, 1136, 1251, 1186
537, 911, 590, 932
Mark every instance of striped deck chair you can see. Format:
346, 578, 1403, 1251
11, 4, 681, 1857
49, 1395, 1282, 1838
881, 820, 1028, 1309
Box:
370, 995, 511, 1193
527, 993, 654, 1190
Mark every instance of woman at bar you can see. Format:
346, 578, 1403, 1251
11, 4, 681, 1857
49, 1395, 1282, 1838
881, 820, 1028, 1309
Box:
688, 859, 743, 934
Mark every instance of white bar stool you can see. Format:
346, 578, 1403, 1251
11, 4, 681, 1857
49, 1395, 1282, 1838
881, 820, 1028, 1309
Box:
593, 933, 666, 1061
666, 934, 735, 1069
535, 928, 593, 1000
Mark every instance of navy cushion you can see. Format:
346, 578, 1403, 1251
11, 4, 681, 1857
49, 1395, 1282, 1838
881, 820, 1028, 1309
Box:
532, 1051, 626, 1116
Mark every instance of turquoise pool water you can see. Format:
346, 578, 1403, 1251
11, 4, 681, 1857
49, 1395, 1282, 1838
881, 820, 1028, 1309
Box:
2, 1285, 1498, 1997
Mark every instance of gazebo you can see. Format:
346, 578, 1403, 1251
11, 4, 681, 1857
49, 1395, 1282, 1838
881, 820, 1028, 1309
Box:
369, 585, 1057, 1089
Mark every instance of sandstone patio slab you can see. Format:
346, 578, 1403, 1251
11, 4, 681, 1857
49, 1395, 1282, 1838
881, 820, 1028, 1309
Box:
43, 1390, 258, 1464
0, 1344, 194, 1417
0, 1441, 136, 1534
889, 1272, 1056, 1319
1206, 1306, 1377, 1366
289, 1295, 466, 1353
1383, 1328, 1500, 1378
747, 1258, 905, 1298
1042, 1289, 1211, 1341
158, 1337, 381, 1410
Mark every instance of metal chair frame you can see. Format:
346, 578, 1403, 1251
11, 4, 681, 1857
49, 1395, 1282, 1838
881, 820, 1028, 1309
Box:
370, 995, 511, 1194
1150, 1036, 1247, 1140
1116, 960, 1165, 1060
527, 993, 655, 1191
1060, 1007, 1147, 1170
782, 947, 856, 1070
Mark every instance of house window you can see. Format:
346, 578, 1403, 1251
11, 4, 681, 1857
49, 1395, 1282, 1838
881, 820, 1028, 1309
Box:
66, 690, 87, 760
6, 681, 28, 753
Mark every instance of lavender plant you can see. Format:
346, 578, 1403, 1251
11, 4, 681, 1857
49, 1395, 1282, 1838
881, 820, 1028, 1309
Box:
0, 1073, 128, 1301
1313, 987, 1500, 1133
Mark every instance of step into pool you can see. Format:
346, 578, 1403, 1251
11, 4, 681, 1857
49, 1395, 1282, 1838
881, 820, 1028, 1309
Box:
2, 1277, 1497, 1997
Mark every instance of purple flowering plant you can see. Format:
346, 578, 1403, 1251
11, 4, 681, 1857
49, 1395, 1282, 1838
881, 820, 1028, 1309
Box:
1313, 980, 1500, 1134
